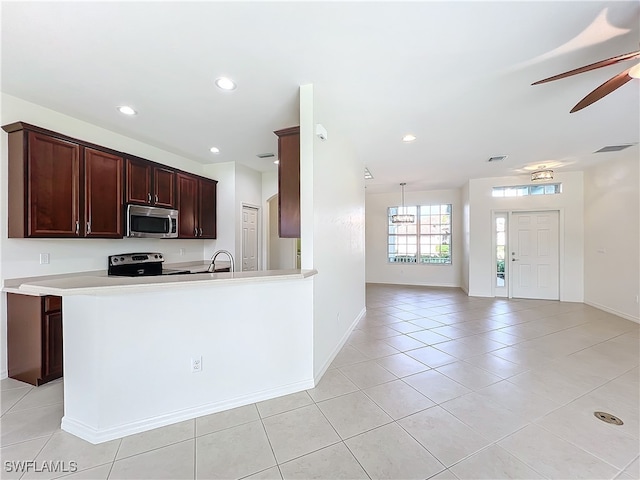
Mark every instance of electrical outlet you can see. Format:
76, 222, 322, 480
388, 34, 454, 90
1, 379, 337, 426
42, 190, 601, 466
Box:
636, 295, 639, 304
191, 356, 202, 373
39, 253, 50, 265
179, 248, 186, 256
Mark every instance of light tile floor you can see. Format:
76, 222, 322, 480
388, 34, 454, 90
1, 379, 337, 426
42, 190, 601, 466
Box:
2, 284, 639, 479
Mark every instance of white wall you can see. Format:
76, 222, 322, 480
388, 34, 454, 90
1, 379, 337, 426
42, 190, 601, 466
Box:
461, 182, 470, 294
0, 94, 225, 378
262, 171, 278, 271
467, 172, 584, 301
300, 85, 366, 379
62, 277, 314, 443
235, 164, 263, 270
202, 162, 265, 271
584, 154, 639, 322
266, 195, 296, 270
365, 188, 462, 288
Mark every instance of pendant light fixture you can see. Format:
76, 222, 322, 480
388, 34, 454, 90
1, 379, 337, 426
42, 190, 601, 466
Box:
531, 166, 554, 181
391, 183, 415, 223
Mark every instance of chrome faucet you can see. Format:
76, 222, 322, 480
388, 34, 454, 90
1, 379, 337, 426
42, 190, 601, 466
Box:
207, 250, 235, 273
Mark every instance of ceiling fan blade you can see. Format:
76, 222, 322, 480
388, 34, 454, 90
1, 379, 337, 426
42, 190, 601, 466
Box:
532, 50, 640, 85
570, 67, 634, 113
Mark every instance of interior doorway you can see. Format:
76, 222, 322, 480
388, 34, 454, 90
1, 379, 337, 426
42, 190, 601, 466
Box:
241, 205, 259, 272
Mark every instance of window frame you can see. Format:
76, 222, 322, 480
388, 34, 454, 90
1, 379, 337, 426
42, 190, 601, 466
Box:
492, 183, 562, 197
387, 204, 452, 265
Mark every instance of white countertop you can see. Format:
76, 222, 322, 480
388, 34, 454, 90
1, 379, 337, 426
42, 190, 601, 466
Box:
4, 268, 317, 296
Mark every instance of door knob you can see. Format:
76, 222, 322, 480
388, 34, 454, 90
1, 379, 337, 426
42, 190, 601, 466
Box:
512, 258, 519, 261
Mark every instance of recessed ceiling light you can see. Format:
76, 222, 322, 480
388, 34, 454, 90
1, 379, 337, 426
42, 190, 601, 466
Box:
117, 106, 137, 115
215, 77, 237, 91
256, 152, 275, 159
402, 134, 416, 143
209, 147, 220, 154
274, 160, 280, 165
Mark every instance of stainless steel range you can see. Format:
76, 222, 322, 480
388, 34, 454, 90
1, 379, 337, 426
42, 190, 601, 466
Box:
108, 253, 190, 277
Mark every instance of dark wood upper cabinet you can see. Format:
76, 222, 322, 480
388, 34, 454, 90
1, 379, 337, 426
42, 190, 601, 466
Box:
3, 122, 216, 240
177, 173, 217, 239
154, 167, 175, 208
126, 158, 175, 208
25, 132, 80, 237
199, 178, 217, 239
4, 124, 123, 238
126, 158, 152, 205
177, 173, 198, 238
274, 126, 300, 238
84, 148, 123, 238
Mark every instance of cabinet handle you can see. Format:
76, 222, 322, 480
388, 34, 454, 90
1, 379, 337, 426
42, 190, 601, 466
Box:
194, 228, 198, 237
154, 194, 158, 204
75, 221, 79, 235
199, 228, 203, 237
147, 193, 151, 203
86, 222, 91, 234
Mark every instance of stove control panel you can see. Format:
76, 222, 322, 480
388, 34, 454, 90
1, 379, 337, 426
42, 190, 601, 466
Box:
108, 253, 164, 267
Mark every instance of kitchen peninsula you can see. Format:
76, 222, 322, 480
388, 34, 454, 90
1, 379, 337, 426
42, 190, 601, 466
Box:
10, 268, 318, 444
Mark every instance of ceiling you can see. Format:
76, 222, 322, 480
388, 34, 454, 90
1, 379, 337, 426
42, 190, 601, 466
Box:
2, 1, 639, 194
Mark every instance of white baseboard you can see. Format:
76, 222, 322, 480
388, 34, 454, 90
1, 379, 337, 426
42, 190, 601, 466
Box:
61, 378, 314, 444
584, 301, 639, 324
367, 281, 462, 289
313, 307, 365, 385
0, 369, 7, 380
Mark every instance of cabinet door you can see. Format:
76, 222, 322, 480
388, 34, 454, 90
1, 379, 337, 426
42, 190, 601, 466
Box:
154, 167, 175, 208
42, 310, 63, 381
275, 127, 300, 238
126, 158, 152, 205
199, 179, 217, 239
177, 173, 198, 238
85, 148, 124, 238
27, 132, 80, 237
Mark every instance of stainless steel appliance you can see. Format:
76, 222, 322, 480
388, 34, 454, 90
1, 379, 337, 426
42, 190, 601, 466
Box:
108, 253, 189, 277
126, 205, 178, 239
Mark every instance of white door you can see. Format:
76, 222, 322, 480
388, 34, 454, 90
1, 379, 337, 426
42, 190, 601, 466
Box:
242, 206, 259, 272
510, 211, 559, 300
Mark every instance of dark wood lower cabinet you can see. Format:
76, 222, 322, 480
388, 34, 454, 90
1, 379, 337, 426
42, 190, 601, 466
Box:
7, 293, 63, 386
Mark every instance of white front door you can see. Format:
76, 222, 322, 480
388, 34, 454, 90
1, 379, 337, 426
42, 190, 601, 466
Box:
242, 206, 259, 271
510, 211, 559, 300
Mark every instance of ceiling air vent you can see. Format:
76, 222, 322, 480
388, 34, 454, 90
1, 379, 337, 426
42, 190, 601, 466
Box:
488, 155, 508, 162
256, 152, 275, 158
594, 144, 634, 153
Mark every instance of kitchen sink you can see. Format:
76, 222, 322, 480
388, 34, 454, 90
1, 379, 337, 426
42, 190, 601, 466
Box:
162, 267, 230, 276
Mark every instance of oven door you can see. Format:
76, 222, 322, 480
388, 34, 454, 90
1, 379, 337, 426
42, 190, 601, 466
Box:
127, 205, 178, 238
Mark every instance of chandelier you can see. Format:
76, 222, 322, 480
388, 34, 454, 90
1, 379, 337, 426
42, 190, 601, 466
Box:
391, 183, 415, 223
531, 168, 554, 181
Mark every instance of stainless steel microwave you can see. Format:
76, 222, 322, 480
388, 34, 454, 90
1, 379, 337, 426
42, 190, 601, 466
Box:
126, 204, 178, 239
